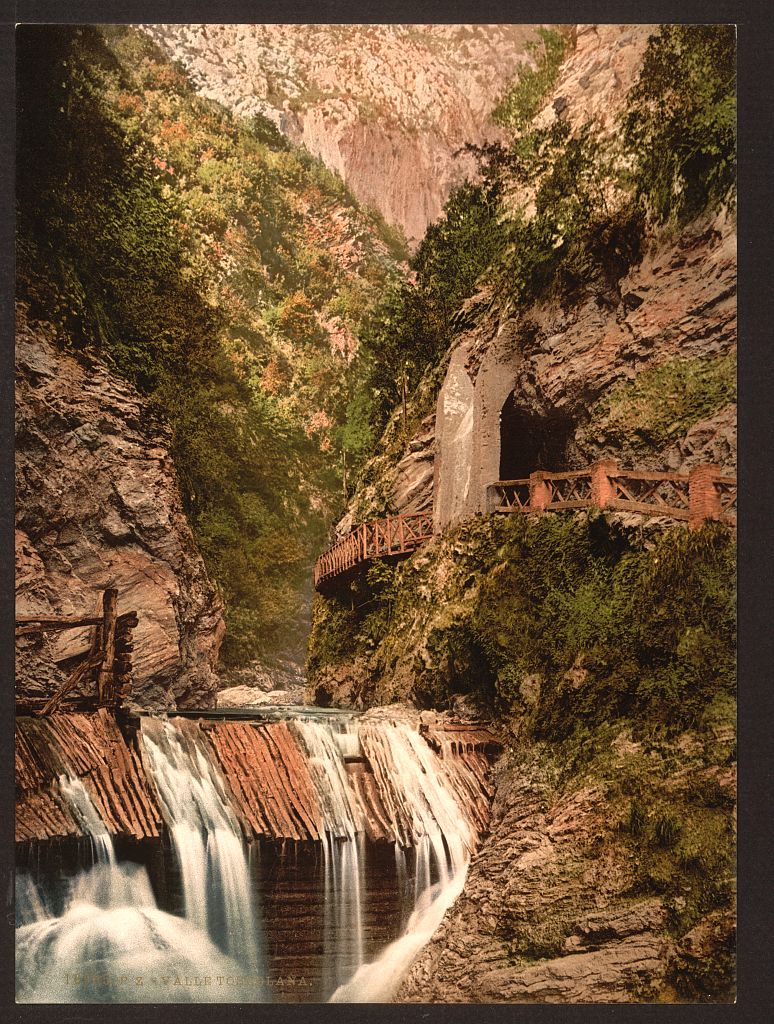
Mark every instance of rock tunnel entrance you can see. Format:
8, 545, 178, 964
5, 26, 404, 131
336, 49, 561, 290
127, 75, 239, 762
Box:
498, 394, 576, 480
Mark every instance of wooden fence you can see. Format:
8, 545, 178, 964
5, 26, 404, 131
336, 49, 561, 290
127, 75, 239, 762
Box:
15, 588, 137, 716
314, 461, 736, 589
313, 511, 433, 589
485, 460, 737, 531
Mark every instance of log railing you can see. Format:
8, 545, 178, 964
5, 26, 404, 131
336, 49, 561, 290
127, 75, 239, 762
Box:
314, 511, 433, 589
487, 460, 736, 530
15, 587, 137, 716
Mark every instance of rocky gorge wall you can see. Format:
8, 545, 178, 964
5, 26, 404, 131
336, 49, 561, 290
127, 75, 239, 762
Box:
340, 207, 736, 535
397, 719, 736, 1003
335, 23, 736, 532
15, 307, 225, 710
141, 23, 542, 244
434, 208, 737, 530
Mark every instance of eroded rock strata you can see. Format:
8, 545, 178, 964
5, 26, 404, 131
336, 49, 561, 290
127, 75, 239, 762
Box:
398, 727, 736, 1003
15, 307, 224, 710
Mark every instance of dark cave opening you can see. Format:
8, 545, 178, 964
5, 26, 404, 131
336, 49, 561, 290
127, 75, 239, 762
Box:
498, 394, 576, 480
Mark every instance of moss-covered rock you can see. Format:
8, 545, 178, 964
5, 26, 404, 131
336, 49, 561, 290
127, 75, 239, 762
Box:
578, 352, 737, 455
308, 512, 736, 740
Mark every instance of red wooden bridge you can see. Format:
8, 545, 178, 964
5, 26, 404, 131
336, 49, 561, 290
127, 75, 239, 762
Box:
485, 459, 737, 528
313, 511, 433, 590
313, 460, 736, 590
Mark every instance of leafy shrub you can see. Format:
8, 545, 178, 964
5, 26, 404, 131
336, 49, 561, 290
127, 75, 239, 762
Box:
469, 515, 735, 737
623, 24, 736, 224
626, 799, 648, 836
654, 812, 682, 848
492, 27, 569, 134
456, 117, 644, 323
350, 179, 508, 444
306, 596, 361, 679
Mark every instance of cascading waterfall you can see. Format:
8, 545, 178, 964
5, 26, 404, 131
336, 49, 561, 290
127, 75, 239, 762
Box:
139, 717, 264, 974
329, 721, 476, 1002
16, 709, 485, 1004
59, 775, 115, 866
290, 717, 365, 992
16, 774, 257, 1004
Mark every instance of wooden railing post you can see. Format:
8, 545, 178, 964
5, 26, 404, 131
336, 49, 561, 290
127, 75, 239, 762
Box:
529, 471, 551, 512
590, 458, 619, 510
113, 611, 137, 703
688, 463, 723, 530
97, 587, 118, 707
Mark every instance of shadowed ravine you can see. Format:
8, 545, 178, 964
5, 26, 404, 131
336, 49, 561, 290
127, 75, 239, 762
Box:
15, 708, 497, 1003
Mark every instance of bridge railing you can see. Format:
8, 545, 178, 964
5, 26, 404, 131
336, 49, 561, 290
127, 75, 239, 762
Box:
315, 462, 736, 589
314, 511, 433, 589
487, 460, 736, 531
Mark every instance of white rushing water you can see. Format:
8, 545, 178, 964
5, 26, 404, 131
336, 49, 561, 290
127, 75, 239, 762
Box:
139, 718, 264, 973
291, 718, 365, 992
16, 774, 263, 1004
59, 775, 115, 866
329, 721, 474, 1002
17, 711, 479, 1004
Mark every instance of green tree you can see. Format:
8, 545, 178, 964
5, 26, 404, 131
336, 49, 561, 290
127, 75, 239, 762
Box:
492, 27, 568, 135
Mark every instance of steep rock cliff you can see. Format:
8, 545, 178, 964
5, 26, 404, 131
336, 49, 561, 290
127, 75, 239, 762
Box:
340, 206, 736, 535
15, 307, 224, 710
433, 208, 736, 532
141, 23, 541, 243
334, 23, 736, 531
398, 721, 735, 1003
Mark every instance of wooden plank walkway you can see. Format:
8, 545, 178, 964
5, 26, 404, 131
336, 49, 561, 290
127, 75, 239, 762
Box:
486, 460, 737, 529
314, 461, 737, 589
314, 510, 433, 590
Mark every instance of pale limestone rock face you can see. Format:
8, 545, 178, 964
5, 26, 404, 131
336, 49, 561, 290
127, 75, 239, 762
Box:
550, 24, 658, 135
216, 684, 306, 708
661, 405, 737, 472
141, 23, 542, 244
15, 307, 225, 710
390, 415, 436, 515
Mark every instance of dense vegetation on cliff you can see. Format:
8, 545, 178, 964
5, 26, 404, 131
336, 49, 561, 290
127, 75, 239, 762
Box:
309, 515, 735, 730
16, 25, 406, 666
